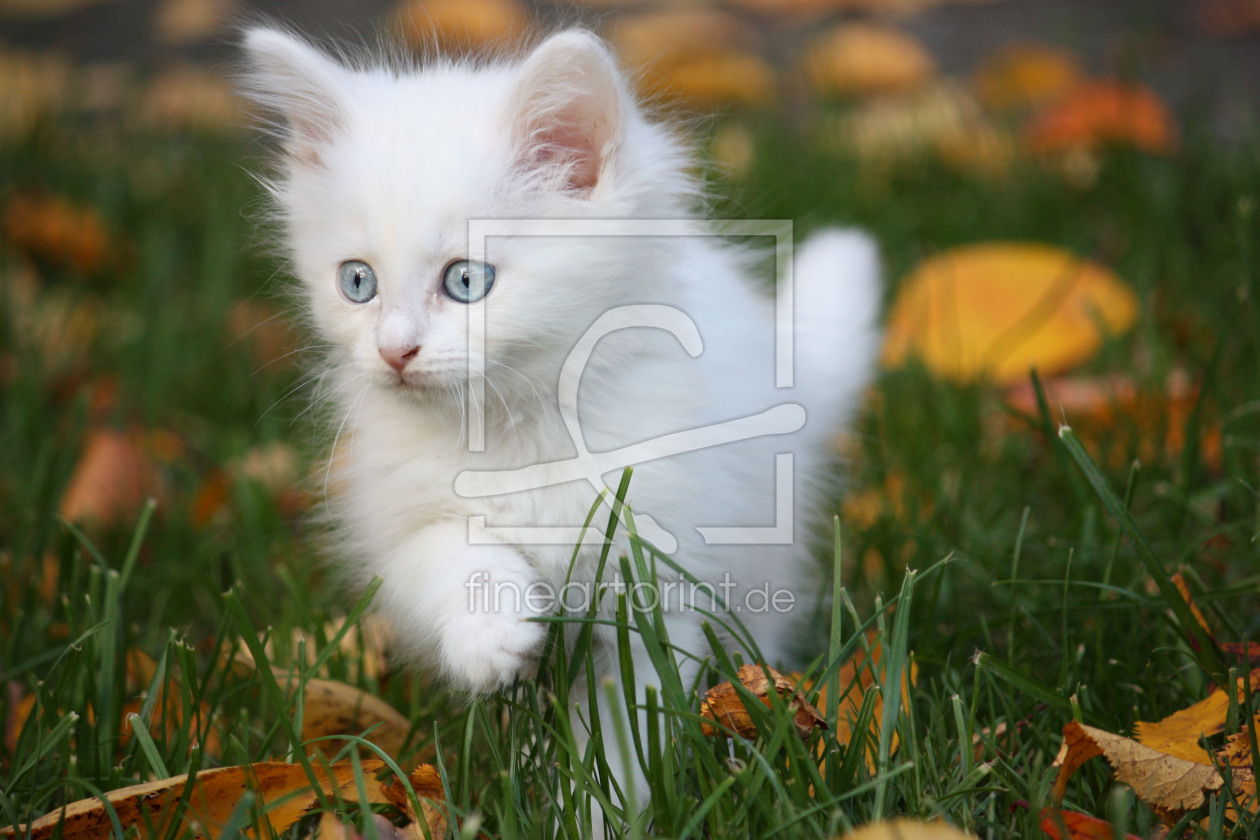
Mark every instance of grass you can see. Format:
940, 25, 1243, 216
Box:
1, 91, 1260, 838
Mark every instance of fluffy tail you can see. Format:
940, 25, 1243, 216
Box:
790, 228, 883, 434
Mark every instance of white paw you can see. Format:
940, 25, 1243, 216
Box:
439, 571, 548, 693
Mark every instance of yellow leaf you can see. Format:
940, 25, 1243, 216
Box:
882, 243, 1138, 384
1052, 721, 1251, 820
844, 818, 975, 839
298, 677, 413, 760
1133, 669, 1260, 765
0, 761, 446, 840
392, 0, 530, 54
974, 44, 1083, 111
804, 24, 936, 98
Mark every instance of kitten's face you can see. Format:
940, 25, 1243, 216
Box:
244, 30, 641, 401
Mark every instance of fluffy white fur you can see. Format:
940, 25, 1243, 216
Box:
241, 25, 882, 812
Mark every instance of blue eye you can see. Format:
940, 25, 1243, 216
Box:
339, 260, 377, 303
442, 260, 495, 303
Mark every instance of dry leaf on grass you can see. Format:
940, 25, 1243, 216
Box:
882, 243, 1138, 384
1039, 808, 1143, 840
0, 761, 445, 840
59, 429, 165, 528
700, 663, 826, 740
1004, 370, 1224, 471
296, 677, 413, 760
392, 0, 529, 54
844, 818, 975, 839
1025, 81, 1177, 156
803, 24, 936, 98
974, 44, 1083, 111
1053, 721, 1232, 816
3, 192, 111, 275
608, 10, 772, 108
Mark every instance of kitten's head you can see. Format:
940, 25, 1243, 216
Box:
241, 27, 694, 404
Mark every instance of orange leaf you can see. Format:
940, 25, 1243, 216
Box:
803, 24, 936, 98
59, 429, 163, 528
882, 243, 1138, 384
392, 0, 530, 54
974, 44, 1083, 110
1005, 369, 1223, 471
844, 818, 975, 840
3, 192, 110, 274
1024, 81, 1177, 156
699, 664, 826, 740
1039, 808, 1142, 840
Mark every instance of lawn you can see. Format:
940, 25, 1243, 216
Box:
2, 18, 1260, 839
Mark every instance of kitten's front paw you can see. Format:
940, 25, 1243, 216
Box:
439, 568, 548, 693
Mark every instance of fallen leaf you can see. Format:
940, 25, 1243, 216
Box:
297, 677, 412, 760
152, 0, 238, 44
392, 0, 529, 54
803, 24, 936, 98
1004, 370, 1224, 471
974, 44, 1084, 111
1, 760, 446, 840
1039, 808, 1143, 840
700, 664, 826, 740
1133, 669, 1260, 764
59, 429, 164, 528
882, 243, 1138, 384
608, 10, 772, 108
844, 818, 975, 839
1052, 721, 1254, 820
3, 192, 111, 275
810, 633, 917, 772
1025, 81, 1177, 156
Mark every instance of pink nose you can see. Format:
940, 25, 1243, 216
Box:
380, 344, 420, 374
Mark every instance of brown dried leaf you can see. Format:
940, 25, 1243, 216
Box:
298, 677, 412, 760
1053, 721, 1239, 818
0, 760, 444, 840
59, 429, 163, 527
3, 192, 111, 274
700, 663, 825, 740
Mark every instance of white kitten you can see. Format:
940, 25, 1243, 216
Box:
241, 25, 881, 815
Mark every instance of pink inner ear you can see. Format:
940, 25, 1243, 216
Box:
533, 117, 602, 192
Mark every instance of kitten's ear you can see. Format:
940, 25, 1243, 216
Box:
240, 28, 349, 166
509, 31, 624, 195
